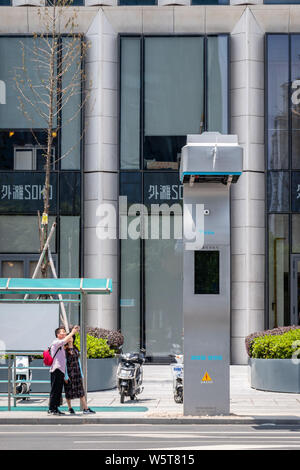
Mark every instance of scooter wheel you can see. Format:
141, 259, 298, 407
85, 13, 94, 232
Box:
120, 387, 125, 404
174, 394, 183, 404
130, 395, 135, 401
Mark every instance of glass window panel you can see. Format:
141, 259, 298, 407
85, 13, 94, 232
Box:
195, 251, 219, 295
0, 172, 57, 214
59, 216, 80, 277
291, 35, 300, 169
0, 216, 56, 253
29, 260, 53, 279
2, 260, 23, 278
268, 214, 289, 328
291, 172, 300, 212
291, 130, 300, 170
0, 37, 57, 129
292, 214, 300, 253
0, 132, 13, 170
0, 0, 11, 5
0, 131, 57, 171
120, 172, 142, 205
143, 136, 186, 170
120, 38, 141, 170
267, 35, 289, 169
207, 36, 228, 134
268, 130, 289, 170
144, 37, 204, 137
267, 171, 289, 212
1, 261, 23, 299
36, 147, 55, 171
291, 130, 300, 172
14, 149, 35, 170
292, 257, 300, 326
120, 172, 143, 238
144, 172, 183, 210
59, 172, 81, 215
120, 220, 141, 353
59, 216, 80, 325
29, 257, 61, 301
61, 37, 82, 170
145, 221, 183, 357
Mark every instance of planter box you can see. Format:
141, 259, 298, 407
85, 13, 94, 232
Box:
250, 358, 300, 393
0, 357, 118, 394
87, 357, 118, 392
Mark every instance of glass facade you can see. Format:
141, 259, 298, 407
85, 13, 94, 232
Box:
0, 36, 82, 325
266, 34, 300, 328
120, 35, 229, 359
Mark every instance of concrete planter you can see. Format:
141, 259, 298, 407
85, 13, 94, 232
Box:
87, 357, 118, 392
250, 358, 300, 393
0, 357, 118, 393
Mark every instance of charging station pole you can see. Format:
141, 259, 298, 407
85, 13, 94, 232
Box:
180, 133, 243, 416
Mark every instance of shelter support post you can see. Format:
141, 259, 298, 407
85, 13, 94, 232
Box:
80, 293, 88, 409
7, 355, 11, 411
13, 356, 16, 408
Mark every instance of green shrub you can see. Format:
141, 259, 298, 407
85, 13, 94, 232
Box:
251, 329, 300, 359
245, 325, 300, 357
87, 327, 124, 352
74, 334, 115, 359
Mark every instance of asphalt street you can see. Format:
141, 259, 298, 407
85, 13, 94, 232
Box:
1, 423, 300, 451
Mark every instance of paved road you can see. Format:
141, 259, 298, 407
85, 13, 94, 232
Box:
1, 424, 300, 451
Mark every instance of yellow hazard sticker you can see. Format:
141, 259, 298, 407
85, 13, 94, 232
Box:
201, 372, 213, 383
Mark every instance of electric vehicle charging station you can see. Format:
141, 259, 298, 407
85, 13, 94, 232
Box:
180, 133, 243, 416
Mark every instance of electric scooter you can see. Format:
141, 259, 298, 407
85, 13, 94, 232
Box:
116, 349, 145, 403
171, 354, 183, 404
14, 356, 32, 399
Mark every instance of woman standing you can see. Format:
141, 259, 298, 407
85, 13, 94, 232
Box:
64, 336, 95, 414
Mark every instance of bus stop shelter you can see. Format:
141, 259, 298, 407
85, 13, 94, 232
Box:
0, 277, 112, 409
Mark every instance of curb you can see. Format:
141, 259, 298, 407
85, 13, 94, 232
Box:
0, 416, 300, 425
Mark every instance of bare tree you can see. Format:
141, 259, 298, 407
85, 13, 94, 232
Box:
14, 0, 90, 280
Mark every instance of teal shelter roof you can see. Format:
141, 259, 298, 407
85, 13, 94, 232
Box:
0, 278, 112, 295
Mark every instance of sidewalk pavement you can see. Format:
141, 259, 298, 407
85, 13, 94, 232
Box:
0, 365, 300, 424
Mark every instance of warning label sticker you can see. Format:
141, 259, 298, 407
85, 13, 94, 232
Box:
201, 372, 213, 383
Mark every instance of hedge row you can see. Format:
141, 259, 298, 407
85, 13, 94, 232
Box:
87, 327, 124, 351
245, 326, 300, 359
74, 334, 115, 359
